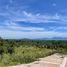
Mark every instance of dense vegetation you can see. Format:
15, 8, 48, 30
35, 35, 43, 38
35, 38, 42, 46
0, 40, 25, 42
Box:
0, 39, 67, 66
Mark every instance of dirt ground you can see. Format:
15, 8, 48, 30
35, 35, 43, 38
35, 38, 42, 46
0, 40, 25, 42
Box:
65, 61, 67, 67
11, 53, 67, 67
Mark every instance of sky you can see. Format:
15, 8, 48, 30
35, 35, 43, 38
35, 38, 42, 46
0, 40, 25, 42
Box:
0, 0, 67, 39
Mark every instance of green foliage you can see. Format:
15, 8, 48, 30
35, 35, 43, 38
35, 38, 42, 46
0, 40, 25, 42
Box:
0, 39, 67, 66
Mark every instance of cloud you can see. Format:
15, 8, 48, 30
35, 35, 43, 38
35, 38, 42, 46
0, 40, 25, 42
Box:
10, 11, 67, 24
23, 11, 33, 17
1, 10, 67, 39
0, 21, 45, 32
7, 26, 45, 31
1, 10, 67, 32
1, 10, 67, 24
1, 0, 67, 39
0, 29, 67, 39
22, 11, 60, 23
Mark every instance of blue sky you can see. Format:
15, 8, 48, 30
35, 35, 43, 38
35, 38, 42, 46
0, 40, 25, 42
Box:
0, 0, 67, 39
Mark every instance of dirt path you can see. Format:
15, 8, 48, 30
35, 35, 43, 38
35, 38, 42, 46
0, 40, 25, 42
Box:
11, 53, 67, 67
60, 57, 67, 67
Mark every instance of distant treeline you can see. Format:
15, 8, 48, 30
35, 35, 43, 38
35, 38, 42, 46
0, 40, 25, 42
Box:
0, 39, 67, 54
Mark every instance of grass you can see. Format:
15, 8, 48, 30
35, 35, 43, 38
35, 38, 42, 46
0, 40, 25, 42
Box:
0, 46, 55, 67
56, 48, 67, 54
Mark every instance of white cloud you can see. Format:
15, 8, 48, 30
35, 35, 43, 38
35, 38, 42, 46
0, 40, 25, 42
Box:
1, 10, 67, 24
23, 11, 33, 17
1, 10, 67, 39
0, 29, 67, 39
1, 1, 67, 39
11, 11, 67, 23
0, 10, 67, 33
7, 26, 45, 31
10, 11, 60, 24
0, 21, 44, 31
